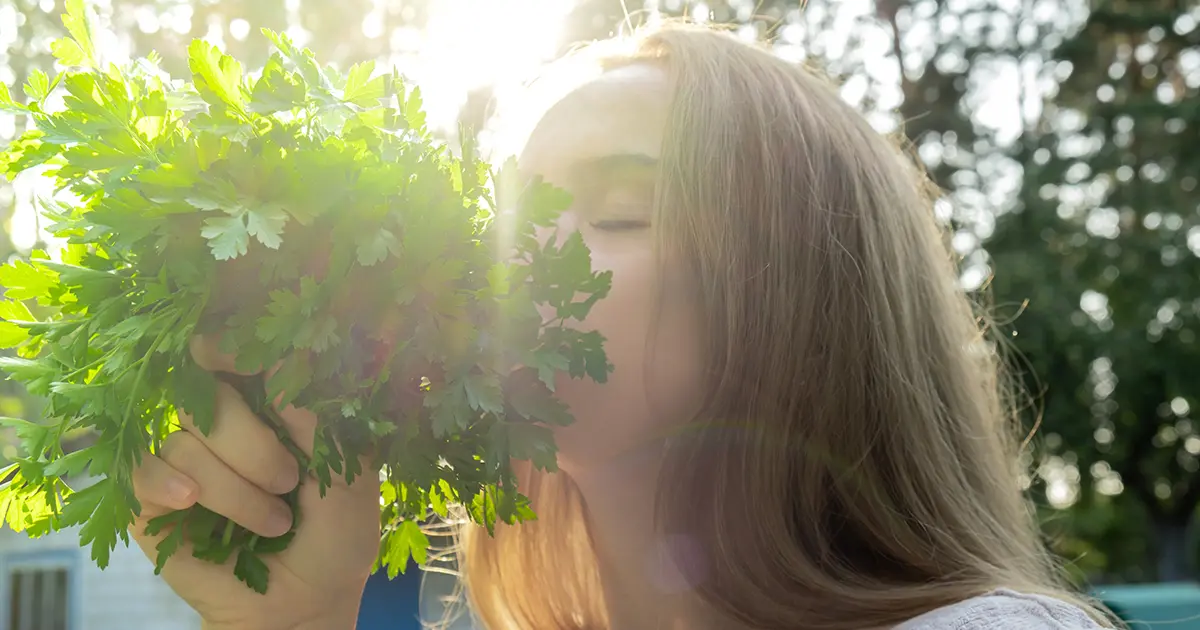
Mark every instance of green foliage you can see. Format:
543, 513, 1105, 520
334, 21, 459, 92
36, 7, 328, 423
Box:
986, 2, 1200, 581
0, 1, 611, 594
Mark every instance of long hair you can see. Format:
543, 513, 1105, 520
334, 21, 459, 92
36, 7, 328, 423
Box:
454, 22, 1116, 630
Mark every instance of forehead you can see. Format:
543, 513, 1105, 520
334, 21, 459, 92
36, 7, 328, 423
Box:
517, 64, 672, 180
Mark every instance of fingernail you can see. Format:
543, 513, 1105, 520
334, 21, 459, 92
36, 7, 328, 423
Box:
165, 478, 196, 506
268, 503, 293, 536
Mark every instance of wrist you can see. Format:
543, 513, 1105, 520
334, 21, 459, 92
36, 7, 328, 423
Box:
292, 608, 359, 630
288, 580, 367, 630
202, 615, 357, 630
201, 600, 361, 630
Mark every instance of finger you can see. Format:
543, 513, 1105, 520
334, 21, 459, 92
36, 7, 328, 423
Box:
177, 381, 299, 495
276, 404, 318, 457
132, 453, 200, 511
276, 404, 376, 485
189, 333, 258, 375
160, 431, 294, 538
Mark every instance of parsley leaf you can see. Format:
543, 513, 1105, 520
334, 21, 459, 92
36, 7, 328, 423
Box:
188, 40, 247, 115
0, 260, 58, 301
342, 60, 386, 107
200, 215, 251, 260
246, 206, 287, 250
59, 0, 97, 67
234, 548, 270, 594
24, 70, 51, 103
73, 479, 134, 569
249, 55, 307, 114
174, 359, 218, 435
356, 228, 400, 266
50, 38, 89, 67
382, 519, 428, 579
143, 511, 188, 574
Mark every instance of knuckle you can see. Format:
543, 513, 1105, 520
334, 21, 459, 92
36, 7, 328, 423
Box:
212, 381, 251, 429
190, 334, 238, 372
188, 334, 217, 369
159, 430, 204, 471
130, 466, 155, 500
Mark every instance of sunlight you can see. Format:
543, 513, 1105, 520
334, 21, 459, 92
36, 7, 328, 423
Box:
5, 0, 575, 252
396, 0, 572, 132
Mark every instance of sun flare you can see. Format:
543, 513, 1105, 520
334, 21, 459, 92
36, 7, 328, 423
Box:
403, 0, 572, 132
5, 0, 574, 252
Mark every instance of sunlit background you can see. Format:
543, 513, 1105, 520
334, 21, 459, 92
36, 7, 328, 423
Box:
0, 0, 579, 248
1, 0, 1102, 258
3, 0, 1200, 624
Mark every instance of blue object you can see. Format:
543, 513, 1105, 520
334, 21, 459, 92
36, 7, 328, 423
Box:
357, 568, 423, 629
1092, 582, 1200, 629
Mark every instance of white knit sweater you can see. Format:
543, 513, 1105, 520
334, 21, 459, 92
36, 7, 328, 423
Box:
894, 589, 1107, 629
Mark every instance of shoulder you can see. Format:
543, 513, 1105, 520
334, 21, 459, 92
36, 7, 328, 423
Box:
892, 589, 1109, 630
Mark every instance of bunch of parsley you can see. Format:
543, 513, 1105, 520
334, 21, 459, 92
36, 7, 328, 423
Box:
0, 0, 610, 593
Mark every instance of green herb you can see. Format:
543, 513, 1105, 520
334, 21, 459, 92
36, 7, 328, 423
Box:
0, 0, 611, 593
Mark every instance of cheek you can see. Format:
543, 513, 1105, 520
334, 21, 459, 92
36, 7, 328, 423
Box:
550, 248, 705, 468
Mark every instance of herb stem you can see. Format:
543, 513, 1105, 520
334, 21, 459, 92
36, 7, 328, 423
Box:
221, 518, 235, 546
103, 307, 180, 384
260, 405, 311, 470
115, 312, 178, 475
60, 354, 110, 381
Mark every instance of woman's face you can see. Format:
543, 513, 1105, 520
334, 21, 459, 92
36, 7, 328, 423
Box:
516, 65, 706, 473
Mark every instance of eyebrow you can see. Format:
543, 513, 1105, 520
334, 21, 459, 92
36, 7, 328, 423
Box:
570, 153, 659, 181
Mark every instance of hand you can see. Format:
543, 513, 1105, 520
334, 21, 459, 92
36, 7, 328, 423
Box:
130, 335, 381, 630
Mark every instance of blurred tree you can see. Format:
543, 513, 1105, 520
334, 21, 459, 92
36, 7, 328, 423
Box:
105, 0, 432, 77
1, 0, 434, 236
555, 0, 1196, 584
0, 1, 68, 461
987, 0, 1200, 582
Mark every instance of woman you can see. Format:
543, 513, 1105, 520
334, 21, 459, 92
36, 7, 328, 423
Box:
129, 22, 1118, 630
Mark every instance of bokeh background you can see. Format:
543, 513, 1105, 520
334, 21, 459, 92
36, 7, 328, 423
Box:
1, 0, 1199, 627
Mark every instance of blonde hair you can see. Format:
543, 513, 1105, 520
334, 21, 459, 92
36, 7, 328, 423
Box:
453, 22, 1117, 630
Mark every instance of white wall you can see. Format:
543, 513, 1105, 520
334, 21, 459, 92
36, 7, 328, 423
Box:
0, 524, 201, 630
